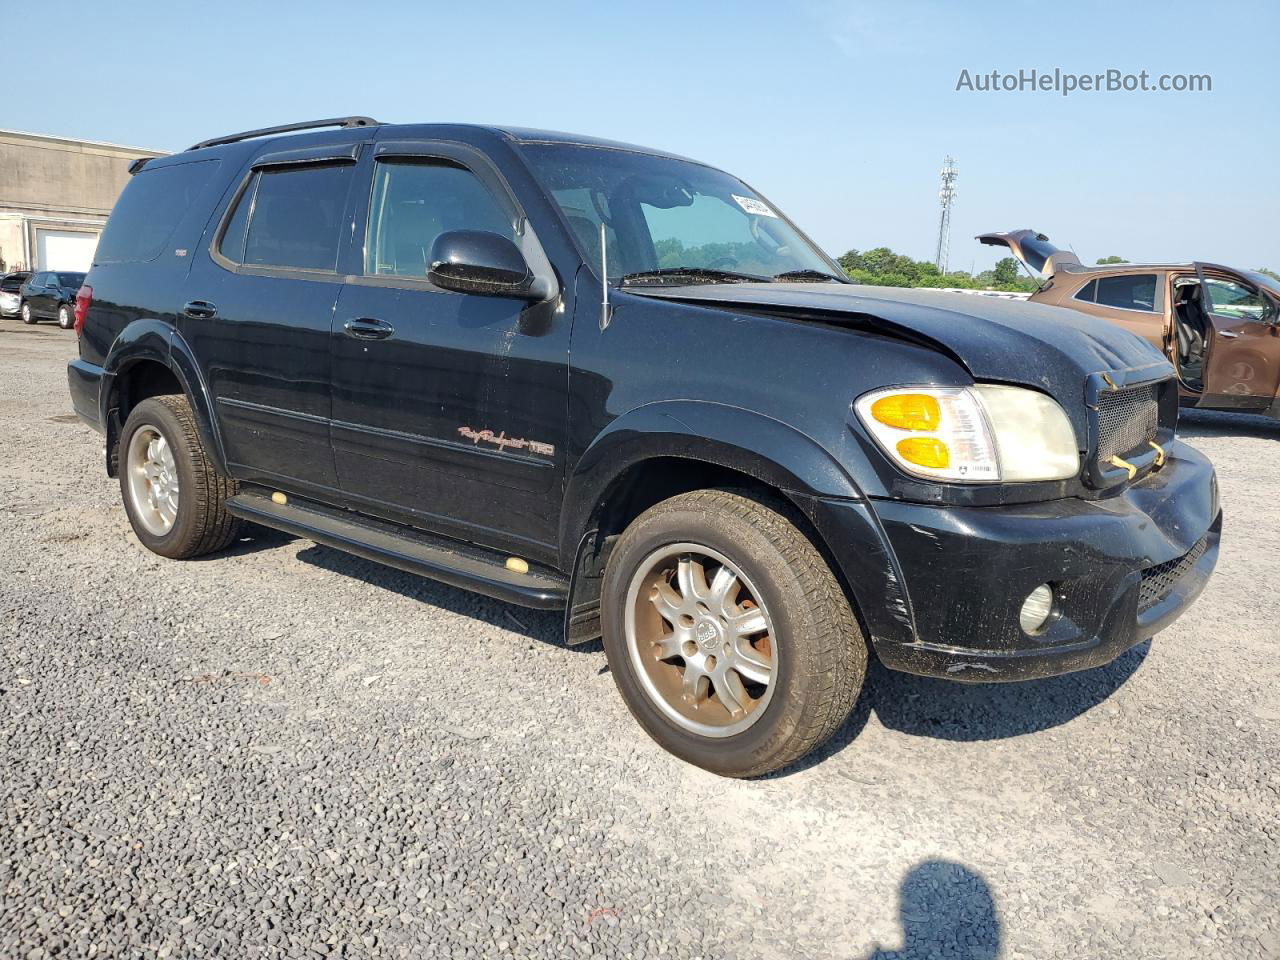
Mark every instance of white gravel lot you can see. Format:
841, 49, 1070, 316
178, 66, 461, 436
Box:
1, 317, 1277, 960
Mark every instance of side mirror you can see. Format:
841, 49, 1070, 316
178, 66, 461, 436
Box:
428, 230, 543, 300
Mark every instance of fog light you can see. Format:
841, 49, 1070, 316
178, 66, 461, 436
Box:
1019, 584, 1055, 635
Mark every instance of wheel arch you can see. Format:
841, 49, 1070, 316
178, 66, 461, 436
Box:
101, 319, 227, 477
559, 400, 880, 645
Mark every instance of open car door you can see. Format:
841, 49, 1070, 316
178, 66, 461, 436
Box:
976, 229, 1082, 280
1195, 262, 1280, 409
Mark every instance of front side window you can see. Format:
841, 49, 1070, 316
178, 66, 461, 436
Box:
1203, 277, 1268, 321
241, 162, 354, 271
1094, 274, 1157, 311
519, 143, 841, 283
57, 272, 84, 287
364, 160, 516, 278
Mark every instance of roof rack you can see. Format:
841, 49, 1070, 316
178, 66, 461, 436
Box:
186, 116, 379, 152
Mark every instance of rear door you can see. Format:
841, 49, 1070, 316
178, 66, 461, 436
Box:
1197, 265, 1280, 409
183, 143, 362, 493
327, 140, 569, 557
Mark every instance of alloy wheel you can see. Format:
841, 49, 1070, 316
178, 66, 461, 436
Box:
125, 425, 180, 536
624, 543, 777, 738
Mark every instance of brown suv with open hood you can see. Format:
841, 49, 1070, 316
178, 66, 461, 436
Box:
980, 229, 1280, 418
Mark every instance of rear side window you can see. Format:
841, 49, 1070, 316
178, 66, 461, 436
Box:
1073, 279, 1097, 303
238, 163, 354, 271
1095, 274, 1157, 311
365, 160, 515, 278
95, 160, 220, 264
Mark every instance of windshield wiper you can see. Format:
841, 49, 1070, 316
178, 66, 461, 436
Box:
619, 267, 772, 286
773, 269, 843, 282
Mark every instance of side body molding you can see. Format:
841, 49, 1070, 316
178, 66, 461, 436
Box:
100, 319, 228, 476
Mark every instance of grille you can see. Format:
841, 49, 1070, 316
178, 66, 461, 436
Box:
1096, 383, 1159, 464
1138, 536, 1208, 612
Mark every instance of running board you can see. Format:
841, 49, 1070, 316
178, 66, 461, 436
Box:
226, 489, 567, 609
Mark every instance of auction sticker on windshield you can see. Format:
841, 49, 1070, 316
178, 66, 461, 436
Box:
732, 195, 778, 218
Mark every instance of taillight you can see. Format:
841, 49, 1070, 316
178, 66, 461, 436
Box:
73, 285, 93, 335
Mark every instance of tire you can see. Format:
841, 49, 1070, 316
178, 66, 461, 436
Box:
601, 489, 866, 777
57, 305, 73, 329
118, 395, 241, 559
20, 302, 35, 324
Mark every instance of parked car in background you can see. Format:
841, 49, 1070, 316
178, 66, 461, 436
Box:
980, 229, 1280, 419
19, 270, 87, 328
66, 119, 1220, 776
0, 271, 31, 317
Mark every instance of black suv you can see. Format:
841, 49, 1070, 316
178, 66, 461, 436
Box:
20, 270, 87, 328
68, 117, 1221, 776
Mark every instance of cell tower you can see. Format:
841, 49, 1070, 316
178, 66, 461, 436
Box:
934, 156, 958, 273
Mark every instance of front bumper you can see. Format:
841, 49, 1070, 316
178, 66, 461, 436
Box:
0, 293, 20, 316
810, 440, 1220, 682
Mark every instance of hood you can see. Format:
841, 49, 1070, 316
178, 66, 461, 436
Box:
628, 282, 1172, 434
977, 229, 1081, 278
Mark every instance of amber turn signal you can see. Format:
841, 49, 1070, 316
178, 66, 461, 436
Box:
870, 393, 942, 431
896, 437, 950, 468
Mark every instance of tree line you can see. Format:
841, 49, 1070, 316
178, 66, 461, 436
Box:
838, 249, 1280, 291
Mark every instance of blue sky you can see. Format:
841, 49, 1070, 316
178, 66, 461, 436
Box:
7, 0, 1277, 271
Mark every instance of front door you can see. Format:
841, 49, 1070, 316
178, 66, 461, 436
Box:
28, 273, 56, 318
328, 142, 569, 559
1197, 267, 1280, 410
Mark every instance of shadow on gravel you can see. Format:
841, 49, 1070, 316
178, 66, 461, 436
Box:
853, 860, 1000, 960
190, 524, 300, 560
1179, 408, 1280, 440
294, 542, 570, 647
781, 640, 1150, 775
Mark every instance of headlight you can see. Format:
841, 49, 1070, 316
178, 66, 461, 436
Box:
855, 384, 1079, 483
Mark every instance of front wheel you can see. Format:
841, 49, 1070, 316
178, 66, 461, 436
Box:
601, 489, 867, 777
119, 395, 241, 559
57, 305, 73, 329
20, 302, 35, 324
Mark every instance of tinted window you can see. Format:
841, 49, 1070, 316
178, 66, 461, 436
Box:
95, 160, 220, 264
1073, 279, 1097, 303
0, 275, 24, 292
1094, 274, 1157, 311
365, 160, 515, 278
243, 163, 353, 271
56, 272, 85, 287
218, 174, 256, 262
1203, 277, 1267, 321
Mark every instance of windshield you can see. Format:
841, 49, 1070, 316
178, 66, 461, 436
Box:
519, 144, 842, 284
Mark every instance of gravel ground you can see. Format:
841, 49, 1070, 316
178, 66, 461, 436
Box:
2, 317, 1277, 960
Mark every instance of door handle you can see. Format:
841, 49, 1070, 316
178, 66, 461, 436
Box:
343, 317, 395, 341
1218, 331, 1240, 339
183, 300, 217, 320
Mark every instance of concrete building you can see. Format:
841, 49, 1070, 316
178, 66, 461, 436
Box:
0, 129, 167, 273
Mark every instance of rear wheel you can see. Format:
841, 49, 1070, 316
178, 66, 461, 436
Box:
20, 302, 34, 324
57, 305, 73, 329
119, 395, 241, 559
602, 489, 866, 777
